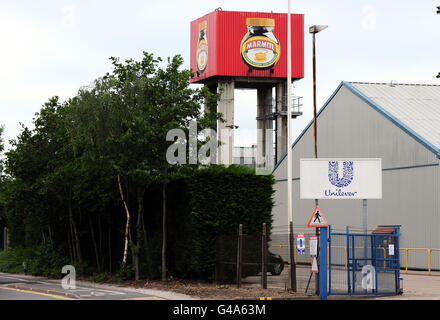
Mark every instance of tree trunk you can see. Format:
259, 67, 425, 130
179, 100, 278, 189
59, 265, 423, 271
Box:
69, 205, 83, 264
139, 202, 151, 275
68, 195, 83, 264
88, 214, 101, 273
134, 196, 144, 281
140, 205, 148, 254
67, 225, 73, 263
118, 174, 130, 265
48, 225, 52, 242
98, 215, 104, 271
108, 222, 112, 274
67, 186, 82, 265
161, 180, 167, 281
98, 215, 104, 272
68, 221, 77, 262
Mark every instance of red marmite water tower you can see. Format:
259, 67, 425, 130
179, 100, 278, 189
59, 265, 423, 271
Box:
190, 9, 304, 167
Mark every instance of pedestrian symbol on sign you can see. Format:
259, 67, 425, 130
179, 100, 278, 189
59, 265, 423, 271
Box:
313, 210, 322, 223
307, 206, 329, 228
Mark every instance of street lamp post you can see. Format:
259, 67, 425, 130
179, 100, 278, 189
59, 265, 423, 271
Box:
309, 24, 327, 296
309, 25, 327, 160
286, 0, 296, 292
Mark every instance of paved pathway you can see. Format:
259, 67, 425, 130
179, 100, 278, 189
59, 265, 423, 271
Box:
375, 270, 440, 300
242, 267, 440, 299
0, 272, 196, 300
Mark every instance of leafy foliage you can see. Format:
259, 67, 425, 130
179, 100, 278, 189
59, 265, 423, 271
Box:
185, 165, 275, 279
0, 242, 69, 278
0, 247, 33, 273
0, 52, 274, 283
27, 241, 70, 278
137, 165, 275, 280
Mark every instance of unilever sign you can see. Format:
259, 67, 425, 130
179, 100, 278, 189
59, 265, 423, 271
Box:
300, 159, 382, 199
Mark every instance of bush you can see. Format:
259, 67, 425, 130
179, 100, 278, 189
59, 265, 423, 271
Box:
0, 247, 34, 273
92, 272, 110, 283
153, 165, 275, 280
114, 263, 135, 282
187, 165, 274, 280
27, 241, 69, 278
140, 165, 274, 281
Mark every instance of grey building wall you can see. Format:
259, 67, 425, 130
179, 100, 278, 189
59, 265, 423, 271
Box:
272, 85, 440, 269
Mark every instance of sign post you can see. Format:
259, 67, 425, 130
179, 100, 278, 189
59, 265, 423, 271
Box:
319, 226, 328, 300
307, 208, 328, 295
300, 158, 382, 298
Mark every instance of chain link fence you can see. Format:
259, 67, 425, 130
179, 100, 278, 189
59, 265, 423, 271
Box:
215, 224, 322, 294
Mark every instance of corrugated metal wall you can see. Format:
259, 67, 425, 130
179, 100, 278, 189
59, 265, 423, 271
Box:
272, 85, 440, 270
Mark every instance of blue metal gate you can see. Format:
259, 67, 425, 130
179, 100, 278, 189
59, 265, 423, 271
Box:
328, 226, 402, 296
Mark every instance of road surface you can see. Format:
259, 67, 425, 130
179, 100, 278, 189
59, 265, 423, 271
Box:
0, 272, 189, 300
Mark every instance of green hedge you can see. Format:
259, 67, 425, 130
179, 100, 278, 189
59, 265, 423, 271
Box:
0, 165, 275, 282
27, 241, 70, 277
140, 165, 275, 281
0, 242, 71, 278
174, 165, 274, 280
0, 247, 33, 273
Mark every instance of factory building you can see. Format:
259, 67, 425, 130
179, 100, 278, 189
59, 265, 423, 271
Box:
272, 81, 440, 270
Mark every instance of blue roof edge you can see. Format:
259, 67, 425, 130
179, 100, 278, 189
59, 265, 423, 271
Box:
343, 81, 440, 160
272, 81, 440, 173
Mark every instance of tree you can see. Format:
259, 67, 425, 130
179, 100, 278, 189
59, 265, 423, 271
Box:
142, 55, 220, 281
3, 98, 81, 256
1, 51, 223, 280
0, 126, 5, 229
71, 52, 221, 280
0, 125, 3, 159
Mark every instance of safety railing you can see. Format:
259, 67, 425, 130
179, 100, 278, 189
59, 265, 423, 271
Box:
401, 248, 440, 275
271, 244, 286, 260
270, 244, 382, 269
271, 244, 440, 274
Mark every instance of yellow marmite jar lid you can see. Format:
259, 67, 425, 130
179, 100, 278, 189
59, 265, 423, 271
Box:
246, 18, 275, 27
198, 20, 207, 31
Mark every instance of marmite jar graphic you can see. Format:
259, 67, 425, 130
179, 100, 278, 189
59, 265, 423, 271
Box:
196, 20, 208, 73
241, 18, 280, 70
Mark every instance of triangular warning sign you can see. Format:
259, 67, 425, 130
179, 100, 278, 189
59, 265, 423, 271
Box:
307, 206, 329, 228
311, 257, 319, 273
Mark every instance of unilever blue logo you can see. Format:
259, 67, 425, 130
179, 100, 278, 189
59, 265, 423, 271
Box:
325, 161, 357, 197
328, 161, 354, 187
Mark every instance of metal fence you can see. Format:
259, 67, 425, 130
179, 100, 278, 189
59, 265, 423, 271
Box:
270, 245, 440, 275
215, 224, 403, 298
215, 224, 322, 294
214, 224, 287, 289
329, 227, 402, 296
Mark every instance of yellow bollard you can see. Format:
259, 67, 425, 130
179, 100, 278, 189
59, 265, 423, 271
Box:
429, 249, 432, 275
405, 249, 409, 274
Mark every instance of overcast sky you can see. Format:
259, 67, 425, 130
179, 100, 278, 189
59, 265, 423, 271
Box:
1, 0, 439, 150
